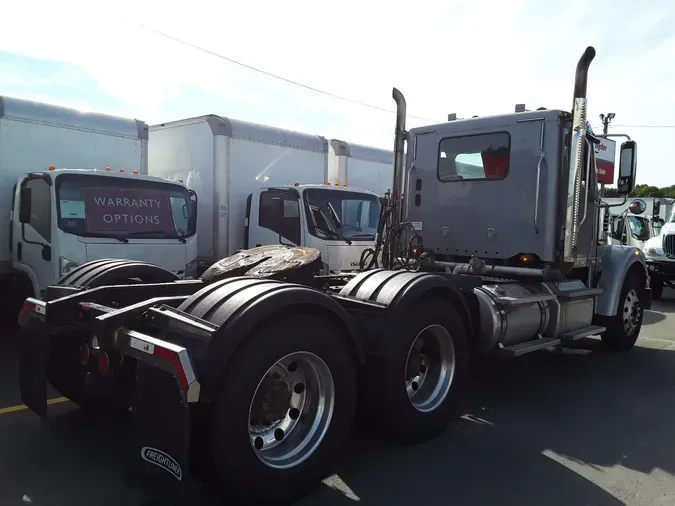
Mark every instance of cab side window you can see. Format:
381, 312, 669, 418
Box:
438, 132, 511, 181
25, 178, 51, 242
259, 190, 301, 245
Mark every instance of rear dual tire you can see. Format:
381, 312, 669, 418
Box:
362, 296, 469, 444
208, 313, 358, 505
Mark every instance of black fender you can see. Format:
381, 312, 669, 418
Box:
177, 277, 362, 401
338, 269, 475, 357
57, 259, 179, 287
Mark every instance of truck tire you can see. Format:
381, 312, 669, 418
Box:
597, 272, 645, 352
46, 259, 178, 415
365, 296, 469, 444
208, 312, 358, 505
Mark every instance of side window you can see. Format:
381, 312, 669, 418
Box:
611, 216, 625, 241
438, 132, 510, 182
25, 178, 52, 242
259, 190, 283, 230
259, 190, 301, 245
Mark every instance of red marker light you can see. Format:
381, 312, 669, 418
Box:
98, 352, 110, 374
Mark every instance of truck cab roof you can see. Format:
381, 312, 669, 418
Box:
30, 168, 188, 188
408, 108, 568, 137
265, 183, 379, 196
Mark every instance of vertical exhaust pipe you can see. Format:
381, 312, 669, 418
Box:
392, 87, 407, 223
563, 46, 596, 264
378, 87, 406, 268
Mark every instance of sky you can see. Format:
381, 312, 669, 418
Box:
0, 0, 673, 187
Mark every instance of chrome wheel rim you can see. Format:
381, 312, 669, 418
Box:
405, 324, 456, 413
623, 288, 642, 336
248, 351, 335, 469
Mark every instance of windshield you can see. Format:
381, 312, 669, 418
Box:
626, 215, 650, 242
55, 174, 195, 239
303, 188, 381, 241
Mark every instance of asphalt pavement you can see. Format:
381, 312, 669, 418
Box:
1, 294, 675, 506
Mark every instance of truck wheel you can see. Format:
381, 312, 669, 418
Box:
209, 313, 358, 505
46, 259, 178, 415
598, 272, 645, 352
366, 296, 469, 444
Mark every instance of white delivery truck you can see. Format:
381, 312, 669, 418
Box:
328, 139, 393, 196
0, 96, 198, 318
148, 115, 381, 274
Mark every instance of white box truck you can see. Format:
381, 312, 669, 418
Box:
0, 96, 198, 317
148, 115, 381, 274
328, 139, 394, 197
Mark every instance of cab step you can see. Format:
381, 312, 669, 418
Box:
557, 288, 603, 300
559, 325, 606, 342
500, 337, 561, 356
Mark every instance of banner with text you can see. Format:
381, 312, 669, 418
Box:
83, 187, 175, 234
595, 138, 616, 185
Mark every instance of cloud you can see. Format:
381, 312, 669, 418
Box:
1, 0, 673, 186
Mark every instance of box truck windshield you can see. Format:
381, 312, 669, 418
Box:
304, 188, 380, 241
627, 215, 650, 242
55, 174, 195, 240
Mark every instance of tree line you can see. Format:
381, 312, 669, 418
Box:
604, 184, 675, 199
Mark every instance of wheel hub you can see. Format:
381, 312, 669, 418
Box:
623, 288, 642, 336
250, 369, 292, 426
248, 352, 335, 470
404, 324, 456, 413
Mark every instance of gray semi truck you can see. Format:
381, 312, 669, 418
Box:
17, 46, 649, 505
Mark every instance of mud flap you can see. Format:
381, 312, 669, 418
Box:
18, 326, 49, 417
124, 362, 192, 500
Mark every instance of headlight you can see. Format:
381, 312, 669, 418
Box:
59, 257, 80, 277
646, 247, 664, 256
185, 258, 199, 279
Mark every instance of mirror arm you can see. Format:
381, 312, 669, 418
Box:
595, 133, 632, 141
598, 195, 628, 209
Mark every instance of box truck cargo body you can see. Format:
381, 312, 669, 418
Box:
0, 96, 198, 316
149, 115, 380, 273
328, 139, 394, 197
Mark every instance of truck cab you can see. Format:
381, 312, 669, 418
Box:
245, 184, 380, 273
607, 203, 652, 249
643, 205, 675, 299
11, 168, 198, 299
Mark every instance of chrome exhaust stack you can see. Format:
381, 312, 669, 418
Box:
378, 87, 407, 268
392, 87, 407, 227
563, 46, 596, 264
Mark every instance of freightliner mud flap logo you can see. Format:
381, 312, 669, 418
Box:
140, 447, 183, 481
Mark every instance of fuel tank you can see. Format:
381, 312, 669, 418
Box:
473, 283, 552, 352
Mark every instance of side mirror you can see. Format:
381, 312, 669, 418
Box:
653, 199, 660, 217
19, 186, 32, 224
188, 189, 198, 227
41, 245, 51, 262
617, 140, 637, 195
629, 199, 647, 215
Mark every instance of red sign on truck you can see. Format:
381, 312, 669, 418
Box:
83, 187, 175, 234
595, 138, 616, 184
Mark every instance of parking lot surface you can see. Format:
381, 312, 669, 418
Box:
1, 296, 675, 506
